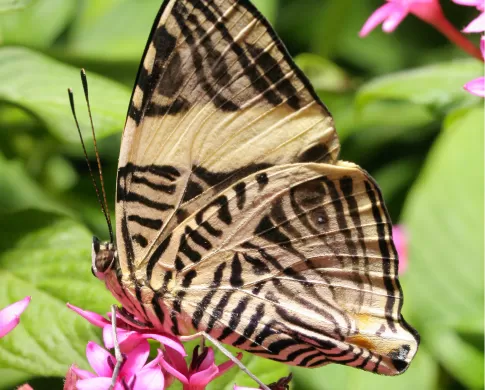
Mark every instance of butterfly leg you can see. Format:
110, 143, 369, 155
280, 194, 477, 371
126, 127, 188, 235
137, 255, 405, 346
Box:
179, 332, 270, 389
109, 305, 124, 390
202, 332, 271, 390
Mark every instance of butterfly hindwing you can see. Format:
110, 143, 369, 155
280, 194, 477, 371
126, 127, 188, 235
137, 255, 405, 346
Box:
144, 162, 418, 374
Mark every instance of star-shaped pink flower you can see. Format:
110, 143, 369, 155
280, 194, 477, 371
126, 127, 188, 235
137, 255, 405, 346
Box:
67, 303, 185, 356
359, 0, 443, 36
161, 345, 241, 390
73, 341, 164, 390
0, 296, 31, 338
360, 0, 483, 61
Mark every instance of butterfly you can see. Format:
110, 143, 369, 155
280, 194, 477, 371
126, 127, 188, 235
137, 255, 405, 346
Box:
87, 0, 419, 383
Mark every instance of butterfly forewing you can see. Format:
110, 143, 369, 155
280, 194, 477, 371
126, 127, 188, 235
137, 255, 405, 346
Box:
116, 0, 340, 268
111, 0, 419, 377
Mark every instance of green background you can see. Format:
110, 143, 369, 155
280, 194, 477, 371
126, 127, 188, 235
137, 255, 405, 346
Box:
0, 0, 483, 389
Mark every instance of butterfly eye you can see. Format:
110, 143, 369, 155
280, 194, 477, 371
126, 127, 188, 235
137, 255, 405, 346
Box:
91, 237, 116, 278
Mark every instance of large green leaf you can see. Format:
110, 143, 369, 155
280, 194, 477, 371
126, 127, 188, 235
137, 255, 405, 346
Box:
0, 153, 70, 215
0, 0, 31, 13
0, 47, 129, 143
0, 0, 75, 48
67, 0, 161, 62
0, 211, 115, 387
402, 106, 484, 388
356, 59, 482, 113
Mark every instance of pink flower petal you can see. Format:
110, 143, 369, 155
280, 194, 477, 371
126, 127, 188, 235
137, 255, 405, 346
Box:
72, 367, 96, 380
481, 36, 485, 55
359, 3, 402, 37
76, 377, 113, 390
121, 340, 150, 378
67, 304, 109, 328
189, 364, 219, 386
452, 0, 484, 10
142, 333, 187, 357
463, 11, 485, 32
160, 357, 189, 384
144, 349, 164, 370
382, 7, 409, 32
464, 76, 485, 97
132, 367, 165, 390
16, 385, 34, 390
103, 326, 140, 352
164, 345, 189, 377
197, 347, 215, 372
0, 296, 31, 338
86, 342, 113, 378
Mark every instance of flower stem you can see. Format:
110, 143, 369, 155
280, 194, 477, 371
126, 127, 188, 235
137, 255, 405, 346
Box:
432, 17, 483, 61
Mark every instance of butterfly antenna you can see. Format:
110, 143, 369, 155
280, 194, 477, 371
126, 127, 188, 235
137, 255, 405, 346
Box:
68, 87, 114, 244
80, 69, 115, 244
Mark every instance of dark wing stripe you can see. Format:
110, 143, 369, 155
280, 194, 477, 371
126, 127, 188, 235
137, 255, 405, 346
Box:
132, 174, 176, 194
128, 215, 163, 230
229, 253, 244, 287
232, 302, 265, 346
125, 192, 173, 211
218, 296, 251, 341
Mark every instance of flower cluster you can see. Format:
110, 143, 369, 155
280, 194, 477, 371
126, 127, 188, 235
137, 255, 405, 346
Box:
64, 304, 273, 390
361, 0, 484, 97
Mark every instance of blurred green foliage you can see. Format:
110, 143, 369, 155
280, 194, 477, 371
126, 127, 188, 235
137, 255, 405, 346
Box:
0, 0, 483, 389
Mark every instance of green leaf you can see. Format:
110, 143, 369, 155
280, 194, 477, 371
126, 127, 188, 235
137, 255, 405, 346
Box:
0, 0, 31, 13
0, 47, 129, 143
402, 106, 484, 388
67, 0, 161, 62
295, 53, 351, 93
356, 59, 482, 113
0, 0, 75, 48
292, 344, 438, 390
425, 324, 484, 389
0, 211, 115, 381
0, 153, 70, 215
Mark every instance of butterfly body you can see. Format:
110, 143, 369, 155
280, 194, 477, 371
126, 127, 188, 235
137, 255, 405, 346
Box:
94, 0, 419, 376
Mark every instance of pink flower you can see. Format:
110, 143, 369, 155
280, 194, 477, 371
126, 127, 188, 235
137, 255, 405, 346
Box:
452, 0, 485, 32
16, 385, 34, 390
359, 0, 443, 36
67, 303, 185, 356
73, 341, 165, 390
393, 225, 408, 275
0, 296, 31, 338
464, 37, 485, 96
161, 345, 241, 390
360, 0, 483, 60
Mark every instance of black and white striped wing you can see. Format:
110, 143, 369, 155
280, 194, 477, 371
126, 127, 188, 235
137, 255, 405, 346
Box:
115, 0, 340, 273
148, 162, 419, 374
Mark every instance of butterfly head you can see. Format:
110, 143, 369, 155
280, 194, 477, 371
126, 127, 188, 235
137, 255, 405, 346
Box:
91, 236, 117, 280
